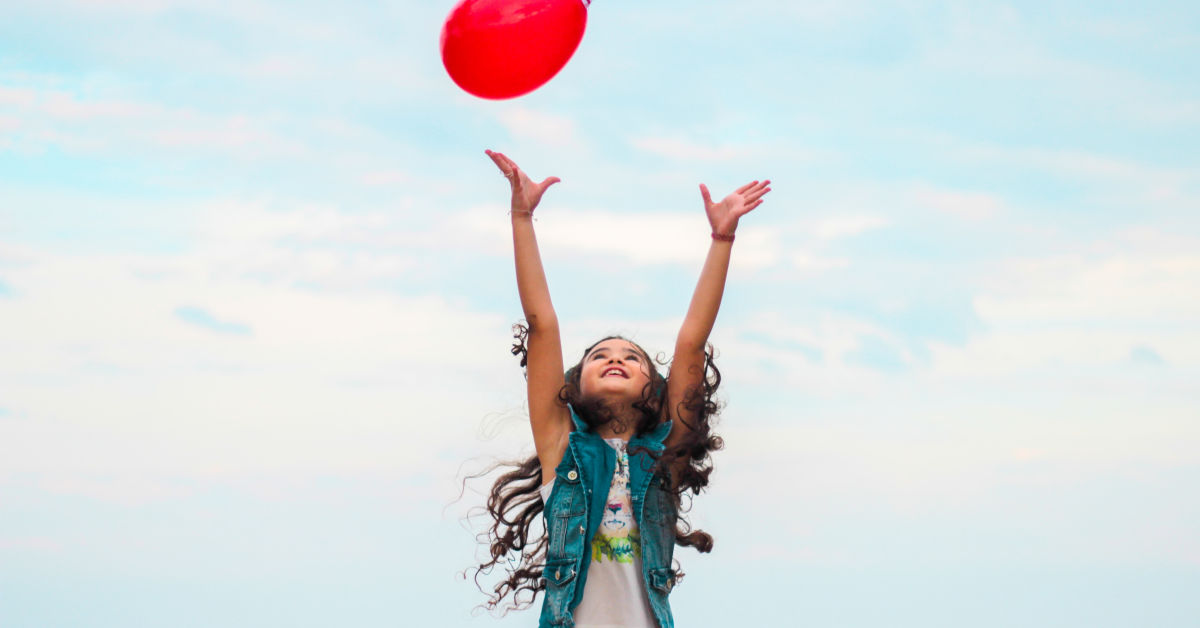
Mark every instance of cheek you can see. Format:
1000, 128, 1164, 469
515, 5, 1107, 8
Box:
577, 366, 600, 395
636, 364, 653, 383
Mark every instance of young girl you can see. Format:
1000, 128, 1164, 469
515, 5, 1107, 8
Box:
475, 149, 769, 628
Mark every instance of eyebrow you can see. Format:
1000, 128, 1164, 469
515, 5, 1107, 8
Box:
586, 345, 641, 359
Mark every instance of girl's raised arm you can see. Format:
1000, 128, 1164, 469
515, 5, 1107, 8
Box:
486, 150, 571, 485
665, 179, 771, 453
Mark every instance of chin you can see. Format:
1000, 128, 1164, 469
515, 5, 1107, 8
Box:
583, 381, 640, 402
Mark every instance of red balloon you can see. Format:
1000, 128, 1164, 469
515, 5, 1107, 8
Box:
440, 0, 589, 100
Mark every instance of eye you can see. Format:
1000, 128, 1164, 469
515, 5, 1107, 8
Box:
591, 352, 606, 360
626, 353, 640, 362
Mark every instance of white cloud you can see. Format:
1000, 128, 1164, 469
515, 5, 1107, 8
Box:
810, 215, 889, 240
448, 205, 782, 269
0, 79, 310, 158
358, 170, 412, 186
0, 536, 64, 552
630, 136, 751, 162
910, 183, 1004, 220
0, 86, 37, 107
977, 254, 1200, 325
0, 227, 515, 486
498, 107, 582, 148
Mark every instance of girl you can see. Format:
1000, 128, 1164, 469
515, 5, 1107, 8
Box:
475, 149, 769, 628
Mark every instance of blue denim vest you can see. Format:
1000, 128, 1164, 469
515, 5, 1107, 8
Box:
538, 406, 679, 628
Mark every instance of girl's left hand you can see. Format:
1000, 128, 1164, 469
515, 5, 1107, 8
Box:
486, 149, 560, 215
700, 179, 771, 237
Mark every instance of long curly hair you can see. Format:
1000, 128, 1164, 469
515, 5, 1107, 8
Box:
466, 323, 724, 615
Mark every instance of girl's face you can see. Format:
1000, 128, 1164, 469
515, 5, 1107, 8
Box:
578, 339, 653, 402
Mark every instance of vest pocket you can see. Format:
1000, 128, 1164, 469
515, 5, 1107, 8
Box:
649, 567, 677, 594
543, 557, 578, 588
543, 557, 579, 627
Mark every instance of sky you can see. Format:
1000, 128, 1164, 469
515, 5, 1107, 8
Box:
1, 0, 1198, 626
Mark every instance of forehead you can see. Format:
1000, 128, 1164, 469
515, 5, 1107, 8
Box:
586, 339, 641, 356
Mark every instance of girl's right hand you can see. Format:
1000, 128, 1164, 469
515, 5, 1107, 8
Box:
486, 149, 561, 215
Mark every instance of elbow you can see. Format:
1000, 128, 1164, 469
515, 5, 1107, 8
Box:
526, 312, 560, 335
675, 327, 707, 353
674, 334, 707, 355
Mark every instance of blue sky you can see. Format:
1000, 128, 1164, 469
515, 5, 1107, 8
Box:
2, 1, 1199, 626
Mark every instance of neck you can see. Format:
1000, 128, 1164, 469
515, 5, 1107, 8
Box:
595, 424, 633, 441
585, 400, 640, 441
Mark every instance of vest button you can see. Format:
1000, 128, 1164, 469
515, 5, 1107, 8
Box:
555, 569, 561, 579
578, 525, 585, 534
567, 470, 578, 481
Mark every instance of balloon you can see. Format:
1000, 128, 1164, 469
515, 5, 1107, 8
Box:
440, 0, 589, 100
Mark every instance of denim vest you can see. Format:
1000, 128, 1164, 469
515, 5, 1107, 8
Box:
538, 406, 679, 628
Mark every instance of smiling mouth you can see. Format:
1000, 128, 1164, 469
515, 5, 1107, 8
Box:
601, 368, 628, 378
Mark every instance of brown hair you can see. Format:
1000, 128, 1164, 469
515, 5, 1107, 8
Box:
467, 323, 724, 615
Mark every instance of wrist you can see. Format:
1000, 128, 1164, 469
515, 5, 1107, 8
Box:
711, 231, 735, 242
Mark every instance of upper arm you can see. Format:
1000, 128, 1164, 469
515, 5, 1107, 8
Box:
525, 315, 570, 485
663, 339, 707, 457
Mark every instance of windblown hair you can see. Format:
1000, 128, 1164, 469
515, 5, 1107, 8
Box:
467, 323, 724, 615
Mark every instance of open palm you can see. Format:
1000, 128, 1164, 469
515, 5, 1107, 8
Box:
486, 149, 560, 214
701, 180, 771, 236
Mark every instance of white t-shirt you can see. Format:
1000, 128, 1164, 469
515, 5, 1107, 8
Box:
540, 438, 658, 628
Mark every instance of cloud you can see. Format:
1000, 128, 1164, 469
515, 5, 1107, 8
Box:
921, 230, 1200, 377
186, 202, 418, 287
175, 306, 253, 335
358, 170, 412, 186
0, 536, 63, 552
0, 226, 516, 486
976, 254, 1200, 327
1127, 346, 1166, 367
910, 183, 1004, 220
447, 205, 782, 269
0, 86, 37, 107
630, 136, 752, 162
792, 251, 849, 273
845, 334, 908, 372
810, 215, 889, 240
0, 79, 309, 158
497, 107, 582, 148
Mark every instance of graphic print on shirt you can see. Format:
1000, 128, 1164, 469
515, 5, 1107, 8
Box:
591, 439, 641, 564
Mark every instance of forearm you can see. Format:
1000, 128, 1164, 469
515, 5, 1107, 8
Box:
677, 239, 733, 349
512, 214, 558, 332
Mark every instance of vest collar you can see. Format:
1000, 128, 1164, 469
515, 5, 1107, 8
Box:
567, 404, 673, 447
568, 405, 589, 433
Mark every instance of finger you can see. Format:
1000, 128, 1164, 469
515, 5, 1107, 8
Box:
539, 176, 561, 191
503, 159, 524, 183
745, 187, 772, 203
488, 155, 519, 182
736, 180, 759, 194
699, 183, 713, 206
486, 151, 508, 171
